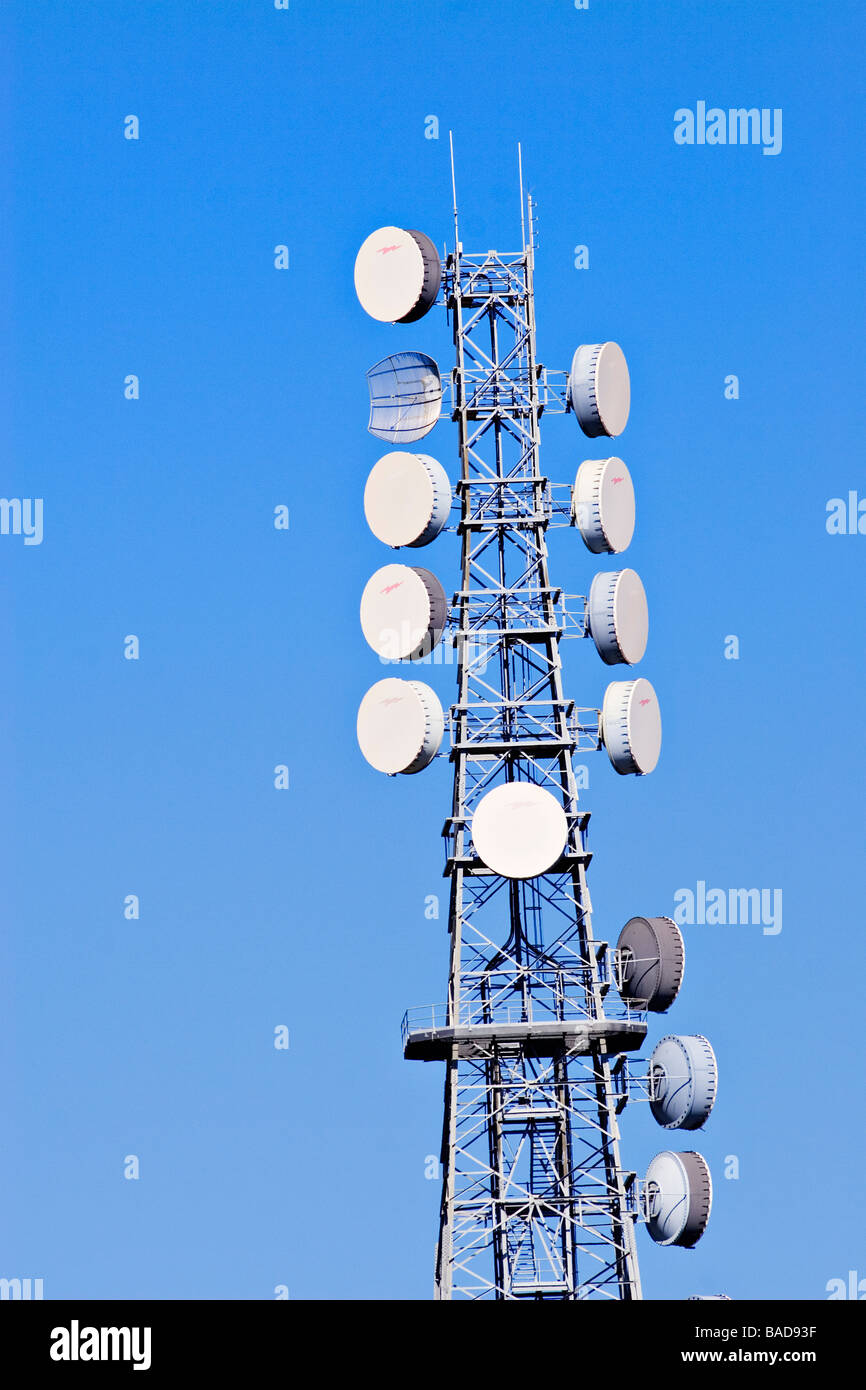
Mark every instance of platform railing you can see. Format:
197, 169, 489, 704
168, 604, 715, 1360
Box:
401, 989, 646, 1050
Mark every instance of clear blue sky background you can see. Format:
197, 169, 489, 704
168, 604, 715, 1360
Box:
3, 0, 864, 1301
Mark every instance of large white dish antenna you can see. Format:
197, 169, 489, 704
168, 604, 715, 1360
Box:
572, 457, 635, 554
366, 351, 442, 444
356, 677, 444, 775
601, 677, 661, 775
568, 342, 630, 438
471, 783, 568, 880
364, 451, 452, 549
643, 1150, 712, 1248
615, 915, 685, 1012
360, 563, 447, 661
587, 569, 649, 666
649, 1035, 718, 1131
354, 226, 441, 324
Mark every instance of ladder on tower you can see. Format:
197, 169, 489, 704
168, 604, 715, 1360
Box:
507, 1130, 568, 1297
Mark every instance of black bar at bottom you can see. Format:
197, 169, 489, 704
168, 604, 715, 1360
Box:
0, 1298, 861, 1377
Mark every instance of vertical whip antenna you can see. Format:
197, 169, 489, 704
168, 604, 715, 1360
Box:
449, 130, 459, 248
518, 142, 526, 253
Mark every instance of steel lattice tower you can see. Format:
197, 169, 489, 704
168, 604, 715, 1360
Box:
401, 204, 648, 1300
355, 178, 716, 1298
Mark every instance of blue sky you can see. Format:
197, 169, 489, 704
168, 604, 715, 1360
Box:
2, 0, 864, 1300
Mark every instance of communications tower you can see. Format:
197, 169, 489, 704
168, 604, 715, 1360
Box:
352, 157, 718, 1300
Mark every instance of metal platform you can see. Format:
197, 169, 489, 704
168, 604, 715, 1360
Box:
403, 1014, 646, 1061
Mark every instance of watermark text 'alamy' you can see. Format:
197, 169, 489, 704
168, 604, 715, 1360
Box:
674, 103, 782, 156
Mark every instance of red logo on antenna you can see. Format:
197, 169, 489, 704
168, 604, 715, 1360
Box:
378, 244, 401, 255
639, 698, 652, 707
381, 582, 403, 595
381, 697, 403, 707
612, 476, 624, 484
